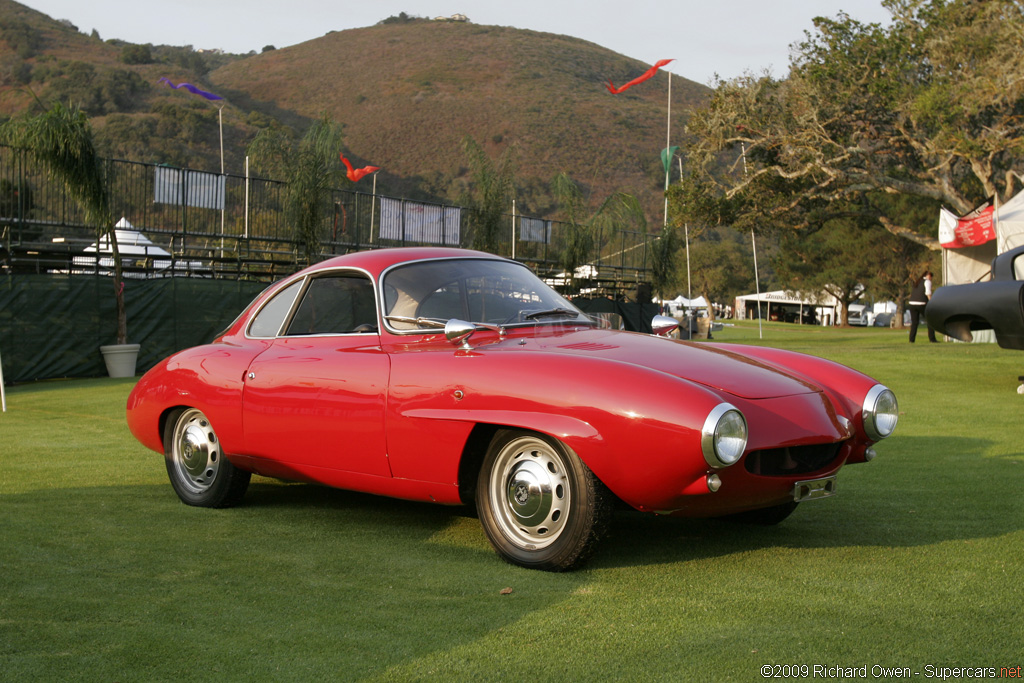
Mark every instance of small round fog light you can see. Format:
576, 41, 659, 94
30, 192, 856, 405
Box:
706, 473, 722, 492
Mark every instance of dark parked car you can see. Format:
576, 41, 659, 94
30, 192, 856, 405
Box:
927, 244, 1024, 350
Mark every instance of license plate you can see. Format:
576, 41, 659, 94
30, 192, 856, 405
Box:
793, 476, 837, 502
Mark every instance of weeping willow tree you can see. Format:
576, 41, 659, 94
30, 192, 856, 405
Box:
460, 136, 516, 254
1, 101, 126, 344
247, 115, 345, 262
551, 172, 646, 291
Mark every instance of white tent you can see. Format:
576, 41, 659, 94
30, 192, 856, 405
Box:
72, 218, 206, 277
942, 188, 1024, 286
661, 295, 708, 315
940, 206, 996, 285
734, 289, 839, 325
996, 188, 1024, 253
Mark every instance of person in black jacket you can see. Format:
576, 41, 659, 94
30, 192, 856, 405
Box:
908, 271, 937, 343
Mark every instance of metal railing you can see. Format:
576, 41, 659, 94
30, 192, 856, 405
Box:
0, 145, 653, 293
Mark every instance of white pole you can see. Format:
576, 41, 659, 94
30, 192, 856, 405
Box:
1, 347, 6, 412
244, 155, 250, 239
370, 172, 378, 244
663, 72, 671, 228
512, 199, 517, 260
685, 224, 691, 300
740, 143, 763, 339
218, 105, 225, 258
752, 229, 763, 338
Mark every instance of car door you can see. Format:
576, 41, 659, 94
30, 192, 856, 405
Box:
241, 271, 391, 477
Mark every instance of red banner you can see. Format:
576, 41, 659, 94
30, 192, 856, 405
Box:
939, 203, 996, 248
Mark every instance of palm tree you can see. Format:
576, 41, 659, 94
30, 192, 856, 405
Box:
460, 136, 516, 254
551, 173, 646, 291
648, 225, 681, 302
247, 115, 345, 262
1, 102, 126, 344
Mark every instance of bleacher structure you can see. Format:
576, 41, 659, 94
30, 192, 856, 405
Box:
0, 145, 656, 297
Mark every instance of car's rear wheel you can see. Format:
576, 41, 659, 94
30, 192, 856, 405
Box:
164, 408, 250, 508
475, 429, 611, 571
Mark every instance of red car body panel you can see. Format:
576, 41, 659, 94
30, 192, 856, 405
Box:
126, 247, 893, 519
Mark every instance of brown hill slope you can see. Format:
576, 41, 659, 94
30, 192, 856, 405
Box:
211, 20, 709, 219
0, 1, 709, 223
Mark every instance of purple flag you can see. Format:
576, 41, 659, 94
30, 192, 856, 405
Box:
158, 77, 223, 101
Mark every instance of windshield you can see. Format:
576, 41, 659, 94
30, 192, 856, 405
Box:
382, 258, 591, 331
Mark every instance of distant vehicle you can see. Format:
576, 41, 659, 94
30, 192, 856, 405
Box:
927, 244, 1024, 350
848, 304, 874, 327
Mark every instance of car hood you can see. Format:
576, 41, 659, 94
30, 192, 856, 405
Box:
505, 327, 819, 400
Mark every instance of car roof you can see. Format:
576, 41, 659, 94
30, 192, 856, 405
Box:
304, 247, 505, 277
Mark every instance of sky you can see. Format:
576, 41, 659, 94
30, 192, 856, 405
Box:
21, 0, 893, 85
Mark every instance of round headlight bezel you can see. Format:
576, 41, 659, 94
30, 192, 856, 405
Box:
701, 403, 748, 469
862, 384, 898, 441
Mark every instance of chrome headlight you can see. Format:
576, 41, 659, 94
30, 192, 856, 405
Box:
862, 384, 898, 441
701, 403, 748, 469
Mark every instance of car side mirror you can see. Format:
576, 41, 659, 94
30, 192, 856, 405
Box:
651, 315, 680, 337
445, 319, 477, 349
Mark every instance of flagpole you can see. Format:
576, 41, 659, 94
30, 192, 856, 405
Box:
512, 199, 517, 260
663, 72, 671, 228
1, 346, 7, 412
740, 143, 762, 339
244, 155, 250, 239
218, 104, 225, 258
685, 223, 691, 300
370, 172, 378, 244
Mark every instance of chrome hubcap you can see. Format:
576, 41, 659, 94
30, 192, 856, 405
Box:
172, 409, 220, 494
490, 436, 570, 549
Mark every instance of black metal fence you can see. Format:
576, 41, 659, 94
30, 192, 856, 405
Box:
0, 145, 655, 293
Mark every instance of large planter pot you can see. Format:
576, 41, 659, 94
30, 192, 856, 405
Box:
99, 343, 140, 378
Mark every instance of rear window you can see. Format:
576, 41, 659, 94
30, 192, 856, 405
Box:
248, 280, 302, 338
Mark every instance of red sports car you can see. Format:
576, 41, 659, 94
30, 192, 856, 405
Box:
126, 247, 899, 570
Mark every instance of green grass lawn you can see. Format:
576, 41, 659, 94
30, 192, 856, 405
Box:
2, 322, 1022, 681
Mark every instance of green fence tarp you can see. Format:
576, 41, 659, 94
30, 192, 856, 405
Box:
0, 275, 266, 383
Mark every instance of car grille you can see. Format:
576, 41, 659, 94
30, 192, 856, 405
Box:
744, 442, 844, 476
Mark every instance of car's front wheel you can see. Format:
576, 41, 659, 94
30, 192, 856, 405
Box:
475, 429, 611, 571
164, 408, 250, 508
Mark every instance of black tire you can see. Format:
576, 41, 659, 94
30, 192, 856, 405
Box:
475, 429, 611, 571
164, 408, 250, 508
720, 501, 799, 526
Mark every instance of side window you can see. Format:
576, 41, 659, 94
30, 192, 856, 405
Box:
248, 280, 302, 338
285, 274, 378, 335
1013, 253, 1024, 281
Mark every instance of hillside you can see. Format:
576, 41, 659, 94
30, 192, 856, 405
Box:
210, 20, 709, 216
0, 2, 710, 222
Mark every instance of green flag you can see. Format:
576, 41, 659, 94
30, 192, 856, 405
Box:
661, 146, 679, 175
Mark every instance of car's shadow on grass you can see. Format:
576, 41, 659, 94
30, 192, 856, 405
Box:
592, 434, 1024, 569
214, 433, 1024, 571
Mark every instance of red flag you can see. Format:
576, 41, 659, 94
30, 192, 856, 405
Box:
340, 153, 379, 182
606, 59, 674, 94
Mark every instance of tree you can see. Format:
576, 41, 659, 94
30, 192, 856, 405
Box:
460, 136, 516, 254
1, 102, 126, 343
688, 228, 758, 319
677, 0, 1024, 250
247, 115, 346, 262
773, 218, 888, 326
550, 173, 646, 292
551, 172, 592, 289
120, 44, 152, 65
648, 226, 681, 302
